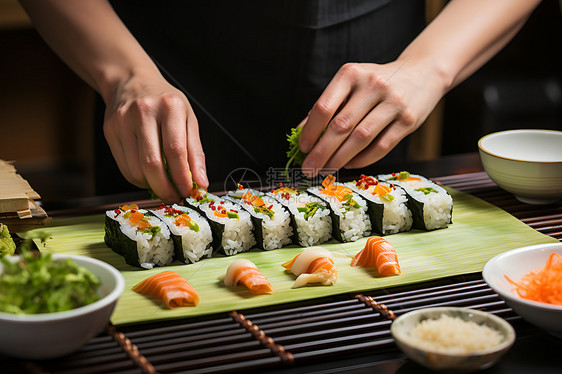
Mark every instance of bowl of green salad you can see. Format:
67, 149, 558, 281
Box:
0, 250, 125, 359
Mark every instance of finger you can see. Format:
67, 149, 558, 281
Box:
136, 112, 180, 203
160, 96, 192, 198
301, 88, 383, 176
104, 117, 148, 189
185, 109, 209, 190
324, 101, 399, 170
344, 120, 413, 169
299, 73, 353, 153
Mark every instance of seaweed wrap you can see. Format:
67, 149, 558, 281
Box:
104, 204, 174, 269
347, 175, 412, 235
308, 175, 371, 242
151, 204, 213, 263
226, 186, 293, 250
197, 198, 255, 256
269, 185, 332, 247
379, 171, 453, 230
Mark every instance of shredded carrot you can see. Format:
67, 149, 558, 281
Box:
120, 204, 139, 211
174, 214, 191, 227
214, 210, 227, 218
505, 253, 562, 306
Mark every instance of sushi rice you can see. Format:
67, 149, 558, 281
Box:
105, 207, 174, 269
227, 188, 293, 250
199, 199, 256, 255
347, 177, 413, 235
309, 184, 371, 242
379, 172, 453, 230
269, 187, 332, 247
151, 204, 213, 263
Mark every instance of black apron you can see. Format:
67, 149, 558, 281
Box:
96, 0, 425, 194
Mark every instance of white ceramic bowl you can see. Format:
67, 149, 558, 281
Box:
391, 307, 515, 372
0, 254, 125, 359
478, 129, 562, 205
483, 243, 562, 338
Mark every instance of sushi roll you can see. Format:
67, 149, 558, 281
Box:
151, 204, 213, 263
269, 185, 332, 247
185, 185, 220, 212
347, 175, 412, 235
226, 186, 293, 250
198, 198, 256, 256
104, 204, 174, 269
379, 171, 453, 230
308, 175, 371, 243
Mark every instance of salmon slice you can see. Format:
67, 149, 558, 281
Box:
223, 259, 274, 294
351, 236, 401, 276
132, 271, 200, 308
283, 247, 337, 288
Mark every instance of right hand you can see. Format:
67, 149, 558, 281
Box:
103, 72, 208, 203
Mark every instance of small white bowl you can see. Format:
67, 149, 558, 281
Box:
478, 129, 562, 205
391, 307, 515, 372
0, 254, 125, 359
483, 243, 562, 338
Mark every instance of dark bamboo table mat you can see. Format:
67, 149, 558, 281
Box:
3, 172, 561, 374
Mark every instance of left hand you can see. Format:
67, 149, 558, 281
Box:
298, 60, 444, 176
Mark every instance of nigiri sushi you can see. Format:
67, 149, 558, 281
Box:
282, 247, 337, 288
132, 271, 200, 308
221, 259, 274, 294
351, 236, 401, 276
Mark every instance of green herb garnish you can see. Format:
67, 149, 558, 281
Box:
0, 232, 101, 315
284, 127, 308, 179
297, 202, 325, 220
0, 223, 16, 257
386, 171, 411, 181
342, 194, 360, 211
254, 206, 275, 219
415, 187, 438, 195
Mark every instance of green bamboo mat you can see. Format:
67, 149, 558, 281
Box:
31, 188, 557, 325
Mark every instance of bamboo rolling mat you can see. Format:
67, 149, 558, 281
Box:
28, 187, 558, 325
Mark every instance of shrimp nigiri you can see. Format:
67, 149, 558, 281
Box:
132, 271, 200, 308
351, 236, 401, 276
221, 259, 274, 294
282, 247, 337, 288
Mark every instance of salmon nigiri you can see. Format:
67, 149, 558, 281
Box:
222, 259, 274, 294
132, 271, 200, 308
282, 247, 337, 288
351, 236, 401, 276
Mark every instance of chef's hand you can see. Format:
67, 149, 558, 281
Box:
103, 73, 208, 203
298, 60, 443, 177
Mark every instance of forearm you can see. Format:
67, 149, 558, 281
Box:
399, 0, 541, 94
19, 0, 161, 103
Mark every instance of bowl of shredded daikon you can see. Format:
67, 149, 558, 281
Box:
391, 307, 515, 371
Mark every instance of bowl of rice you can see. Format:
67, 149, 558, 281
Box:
391, 307, 515, 371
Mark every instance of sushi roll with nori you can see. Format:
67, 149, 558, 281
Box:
226, 186, 293, 250
198, 198, 255, 256
379, 171, 453, 230
151, 204, 213, 263
347, 175, 412, 235
185, 185, 220, 213
269, 185, 332, 247
308, 175, 371, 242
104, 204, 174, 269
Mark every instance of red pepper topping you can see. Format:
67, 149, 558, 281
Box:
230, 209, 238, 213
220, 201, 225, 204
114, 209, 121, 216
278, 182, 283, 187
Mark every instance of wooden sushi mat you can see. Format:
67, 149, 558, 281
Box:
26, 187, 558, 325
0, 160, 50, 231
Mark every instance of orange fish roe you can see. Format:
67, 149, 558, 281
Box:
505, 253, 562, 306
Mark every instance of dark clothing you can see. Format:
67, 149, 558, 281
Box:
96, 0, 425, 194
